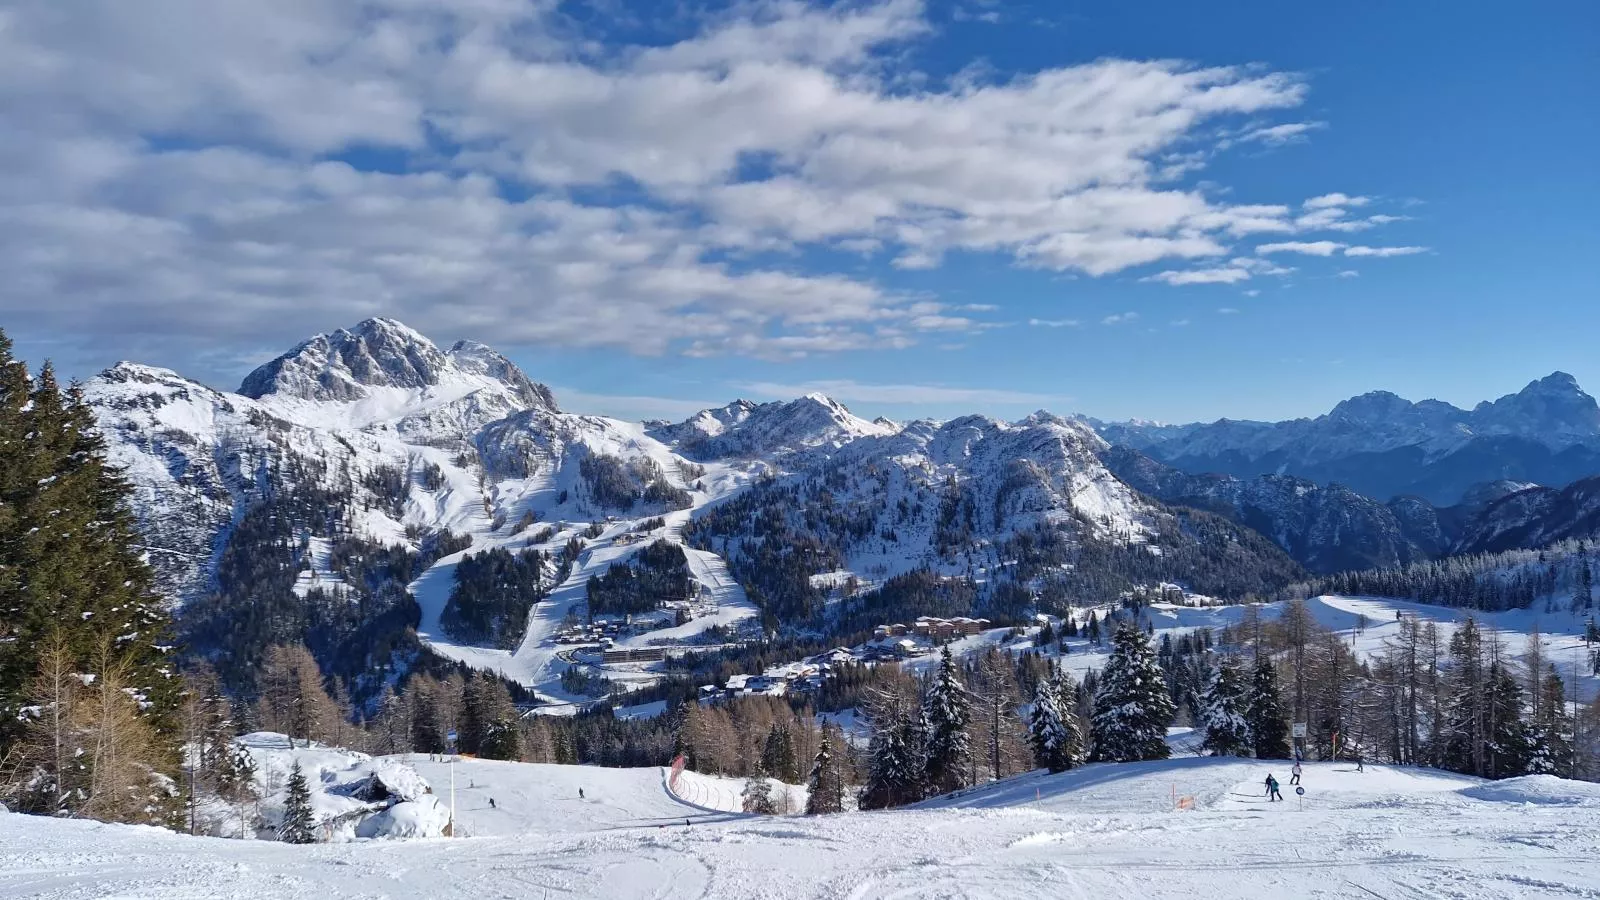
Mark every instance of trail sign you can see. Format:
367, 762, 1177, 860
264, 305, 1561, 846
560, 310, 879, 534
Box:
1295, 786, 1305, 796
1292, 722, 1307, 738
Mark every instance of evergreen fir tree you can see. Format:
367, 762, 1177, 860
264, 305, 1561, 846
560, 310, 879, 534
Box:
1090, 624, 1176, 762
1440, 619, 1489, 777
1526, 665, 1572, 777
921, 646, 973, 795
1483, 662, 1531, 779
0, 340, 181, 821
1200, 655, 1253, 757
279, 761, 316, 844
805, 726, 845, 815
761, 723, 799, 785
858, 693, 925, 810
741, 765, 778, 815
1247, 657, 1291, 760
1026, 673, 1081, 773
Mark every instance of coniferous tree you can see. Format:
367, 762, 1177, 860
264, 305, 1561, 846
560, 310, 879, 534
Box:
462, 673, 521, 761
805, 725, 845, 815
1483, 662, 1531, 780
921, 646, 973, 795
257, 644, 339, 747
1200, 655, 1253, 757
1526, 665, 1573, 776
1440, 618, 1489, 777
760, 723, 799, 785
1247, 657, 1292, 760
0, 342, 181, 818
279, 761, 316, 844
1027, 673, 1081, 773
1090, 624, 1175, 762
741, 765, 778, 815
858, 690, 925, 810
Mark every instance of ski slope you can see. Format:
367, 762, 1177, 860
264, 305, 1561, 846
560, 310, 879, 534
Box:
5, 756, 1599, 898
408, 466, 758, 706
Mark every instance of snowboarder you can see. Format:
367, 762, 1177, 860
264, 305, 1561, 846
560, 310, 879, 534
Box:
489, 798, 496, 809
1290, 762, 1302, 786
579, 788, 585, 800
1355, 754, 1364, 773
685, 818, 692, 828
1265, 775, 1283, 802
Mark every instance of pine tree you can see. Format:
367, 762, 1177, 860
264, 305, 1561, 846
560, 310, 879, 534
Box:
761, 723, 799, 785
858, 691, 925, 810
1483, 662, 1531, 780
462, 673, 522, 761
279, 761, 316, 844
1027, 672, 1082, 773
1440, 619, 1489, 777
921, 646, 973, 795
1090, 623, 1176, 762
805, 726, 845, 815
0, 343, 181, 818
741, 765, 778, 815
1247, 657, 1291, 760
1526, 665, 1573, 777
1200, 655, 1253, 757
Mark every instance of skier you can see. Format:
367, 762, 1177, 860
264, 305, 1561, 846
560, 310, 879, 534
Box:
1355, 754, 1365, 773
1290, 762, 1302, 786
579, 788, 585, 800
489, 798, 496, 809
1265, 774, 1283, 802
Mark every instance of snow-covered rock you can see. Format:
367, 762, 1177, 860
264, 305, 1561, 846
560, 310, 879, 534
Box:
237, 733, 446, 842
650, 394, 895, 460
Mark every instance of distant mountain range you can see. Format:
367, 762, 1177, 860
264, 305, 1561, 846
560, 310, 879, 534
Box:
79, 318, 1600, 702
1091, 372, 1600, 506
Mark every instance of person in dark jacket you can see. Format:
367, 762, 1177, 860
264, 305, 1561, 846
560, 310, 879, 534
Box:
1265, 775, 1283, 802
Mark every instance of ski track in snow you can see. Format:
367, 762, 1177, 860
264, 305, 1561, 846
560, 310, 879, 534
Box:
4, 756, 1600, 899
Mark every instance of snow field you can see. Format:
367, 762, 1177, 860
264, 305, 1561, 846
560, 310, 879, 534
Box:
5, 755, 1599, 898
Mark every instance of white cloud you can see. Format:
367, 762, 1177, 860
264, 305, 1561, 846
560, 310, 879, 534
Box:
1170, 318, 1191, 327
1028, 318, 1081, 328
1239, 121, 1326, 145
1256, 240, 1345, 256
1343, 245, 1429, 257
1102, 312, 1140, 325
0, 0, 1363, 375
1144, 267, 1252, 286
739, 379, 1068, 407
1304, 193, 1371, 209
1337, 269, 1360, 278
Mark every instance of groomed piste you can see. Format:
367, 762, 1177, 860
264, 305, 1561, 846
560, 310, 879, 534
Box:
4, 754, 1598, 898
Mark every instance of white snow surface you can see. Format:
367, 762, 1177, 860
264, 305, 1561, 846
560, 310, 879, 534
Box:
4, 755, 1599, 898
230, 733, 448, 842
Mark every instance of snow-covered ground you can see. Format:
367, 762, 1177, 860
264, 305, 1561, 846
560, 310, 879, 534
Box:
916, 594, 1600, 705
5, 755, 1599, 898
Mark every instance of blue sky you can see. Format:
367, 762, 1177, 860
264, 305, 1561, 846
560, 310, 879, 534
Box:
1, 0, 1594, 424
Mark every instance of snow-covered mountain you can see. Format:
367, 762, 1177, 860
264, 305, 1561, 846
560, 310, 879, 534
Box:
87, 319, 698, 605
1454, 475, 1600, 554
1093, 372, 1600, 504
649, 394, 896, 460
82, 319, 1600, 708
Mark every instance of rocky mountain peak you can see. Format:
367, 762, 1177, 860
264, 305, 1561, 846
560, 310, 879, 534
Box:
1329, 390, 1413, 423
1472, 371, 1600, 436
239, 317, 449, 401
236, 318, 555, 416
445, 340, 558, 411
